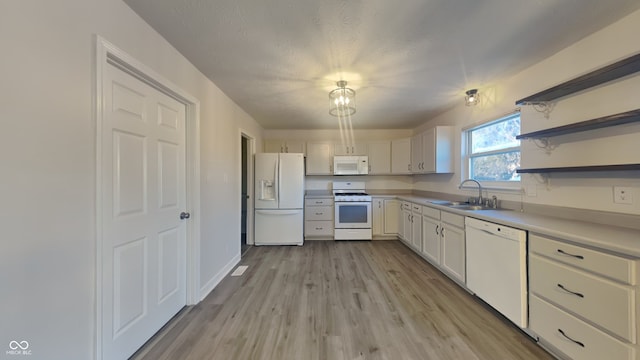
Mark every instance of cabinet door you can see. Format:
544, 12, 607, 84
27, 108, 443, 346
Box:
401, 208, 412, 242
334, 143, 367, 155
441, 223, 466, 283
421, 128, 436, 172
372, 198, 384, 236
383, 199, 399, 234
411, 211, 422, 251
285, 140, 306, 155
411, 133, 423, 173
306, 141, 333, 175
422, 126, 453, 173
391, 138, 411, 174
421, 215, 441, 265
264, 139, 284, 153
367, 140, 391, 174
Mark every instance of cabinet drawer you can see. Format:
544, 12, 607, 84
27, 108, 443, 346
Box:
305, 198, 334, 206
530, 234, 636, 285
530, 295, 634, 360
411, 204, 422, 214
441, 211, 464, 228
422, 205, 440, 220
305, 206, 333, 221
304, 221, 334, 236
401, 202, 412, 211
530, 254, 635, 342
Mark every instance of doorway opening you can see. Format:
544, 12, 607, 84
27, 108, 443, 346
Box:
240, 131, 255, 256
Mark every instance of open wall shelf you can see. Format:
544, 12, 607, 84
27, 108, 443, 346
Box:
515, 52, 640, 105
517, 164, 640, 174
516, 108, 640, 139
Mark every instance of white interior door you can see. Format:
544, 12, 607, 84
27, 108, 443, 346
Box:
101, 62, 187, 359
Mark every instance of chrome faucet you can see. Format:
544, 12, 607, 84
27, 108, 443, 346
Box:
459, 179, 483, 205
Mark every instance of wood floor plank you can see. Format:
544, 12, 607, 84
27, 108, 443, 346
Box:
131, 241, 553, 360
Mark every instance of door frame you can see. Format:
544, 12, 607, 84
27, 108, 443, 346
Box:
239, 129, 256, 245
94, 35, 201, 360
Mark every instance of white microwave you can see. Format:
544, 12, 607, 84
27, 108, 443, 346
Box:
333, 156, 369, 175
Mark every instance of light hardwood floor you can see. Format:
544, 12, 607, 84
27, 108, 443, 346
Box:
131, 241, 553, 360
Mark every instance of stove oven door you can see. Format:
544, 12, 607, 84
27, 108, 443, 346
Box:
334, 201, 372, 229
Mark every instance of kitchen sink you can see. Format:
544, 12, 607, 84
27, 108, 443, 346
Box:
429, 200, 503, 211
448, 204, 496, 211
429, 200, 467, 206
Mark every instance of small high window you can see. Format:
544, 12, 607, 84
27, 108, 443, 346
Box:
465, 113, 521, 182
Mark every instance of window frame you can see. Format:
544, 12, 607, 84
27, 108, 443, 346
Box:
462, 112, 522, 191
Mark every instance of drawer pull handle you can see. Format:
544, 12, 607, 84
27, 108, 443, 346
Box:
315, 227, 322, 230
557, 284, 584, 298
558, 329, 585, 348
315, 201, 322, 204
315, 213, 323, 215
557, 249, 584, 259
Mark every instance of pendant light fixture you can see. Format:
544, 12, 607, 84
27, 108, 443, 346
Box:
329, 80, 356, 116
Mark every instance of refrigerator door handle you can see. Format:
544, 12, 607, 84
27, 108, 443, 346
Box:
273, 158, 279, 204
256, 209, 300, 216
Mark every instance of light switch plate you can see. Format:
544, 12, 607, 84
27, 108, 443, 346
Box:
613, 186, 633, 204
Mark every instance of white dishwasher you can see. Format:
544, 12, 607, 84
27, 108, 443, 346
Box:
465, 217, 528, 328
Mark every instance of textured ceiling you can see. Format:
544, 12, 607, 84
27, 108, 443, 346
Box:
124, 0, 640, 129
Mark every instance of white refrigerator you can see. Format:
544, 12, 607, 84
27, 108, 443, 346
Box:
254, 153, 304, 245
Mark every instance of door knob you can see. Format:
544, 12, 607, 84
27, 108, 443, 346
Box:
180, 212, 191, 220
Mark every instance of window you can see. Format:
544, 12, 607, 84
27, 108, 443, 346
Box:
465, 113, 521, 182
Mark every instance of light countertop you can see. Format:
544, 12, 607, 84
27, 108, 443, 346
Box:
394, 195, 640, 257
304, 191, 640, 256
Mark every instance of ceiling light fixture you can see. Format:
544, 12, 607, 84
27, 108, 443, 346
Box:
329, 80, 356, 116
465, 89, 479, 106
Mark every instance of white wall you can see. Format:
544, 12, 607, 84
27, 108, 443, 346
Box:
412, 9, 640, 215
0, 1, 263, 359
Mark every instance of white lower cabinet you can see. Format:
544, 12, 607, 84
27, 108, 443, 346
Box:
399, 202, 422, 250
528, 233, 639, 360
440, 211, 466, 284
398, 202, 465, 285
421, 207, 441, 265
399, 202, 412, 244
410, 203, 422, 251
373, 198, 400, 238
383, 199, 399, 235
530, 295, 634, 360
304, 197, 334, 239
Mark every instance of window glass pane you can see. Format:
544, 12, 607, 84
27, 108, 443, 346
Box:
471, 116, 521, 154
470, 151, 521, 181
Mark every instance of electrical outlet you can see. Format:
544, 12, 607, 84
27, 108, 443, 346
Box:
613, 186, 633, 204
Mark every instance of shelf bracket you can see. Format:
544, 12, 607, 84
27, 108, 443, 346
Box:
521, 101, 555, 118
530, 138, 556, 154
531, 173, 550, 189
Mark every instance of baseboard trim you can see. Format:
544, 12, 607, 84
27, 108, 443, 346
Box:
199, 253, 241, 301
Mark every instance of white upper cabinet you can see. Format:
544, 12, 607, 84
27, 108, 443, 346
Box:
306, 141, 333, 175
411, 133, 423, 173
334, 142, 367, 156
367, 140, 391, 174
411, 126, 454, 174
391, 138, 411, 174
264, 139, 306, 154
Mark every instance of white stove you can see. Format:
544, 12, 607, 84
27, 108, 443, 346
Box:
333, 191, 372, 202
332, 182, 372, 240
